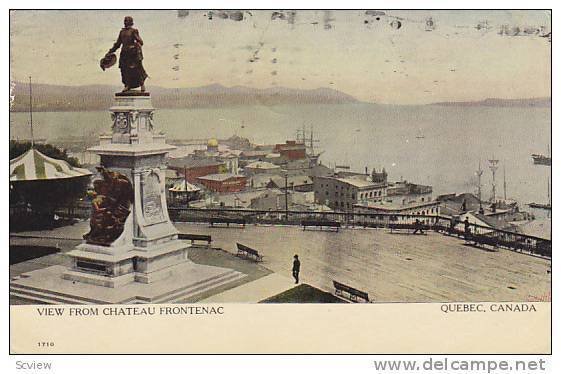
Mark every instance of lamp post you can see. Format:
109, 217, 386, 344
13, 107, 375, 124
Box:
284, 173, 288, 221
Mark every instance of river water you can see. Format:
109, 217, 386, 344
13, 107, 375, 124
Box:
10, 103, 551, 208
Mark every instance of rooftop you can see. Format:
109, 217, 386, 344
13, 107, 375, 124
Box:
319, 176, 385, 189
268, 175, 313, 187
388, 181, 433, 195
245, 161, 281, 170
511, 218, 551, 241
240, 150, 270, 158
197, 173, 244, 182
167, 156, 225, 169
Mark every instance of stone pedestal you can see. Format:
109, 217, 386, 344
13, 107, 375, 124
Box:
64, 92, 186, 287
10, 93, 246, 304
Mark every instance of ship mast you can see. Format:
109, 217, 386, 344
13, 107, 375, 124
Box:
476, 160, 484, 213
503, 164, 507, 201
488, 157, 499, 203
296, 123, 320, 156
547, 175, 551, 218
310, 125, 315, 156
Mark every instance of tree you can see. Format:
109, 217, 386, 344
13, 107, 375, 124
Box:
9, 141, 81, 167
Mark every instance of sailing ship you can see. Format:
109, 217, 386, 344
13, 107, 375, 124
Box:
296, 124, 324, 166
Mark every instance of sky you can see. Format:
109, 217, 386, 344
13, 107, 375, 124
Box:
9, 10, 551, 104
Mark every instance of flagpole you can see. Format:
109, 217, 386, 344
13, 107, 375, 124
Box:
29, 76, 34, 148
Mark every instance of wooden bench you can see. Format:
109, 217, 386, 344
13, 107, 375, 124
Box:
301, 220, 341, 232
178, 233, 212, 247
209, 217, 246, 228
388, 223, 428, 235
465, 234, 499, 249
236, 243, 263, 262
333, 280, 370, 303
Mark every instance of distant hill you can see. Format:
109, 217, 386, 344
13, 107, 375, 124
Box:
430, 97, 551, 108
9, 82, 360, 112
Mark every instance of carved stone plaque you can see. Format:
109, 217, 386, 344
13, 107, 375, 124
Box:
141, 170, 166, 225
112, 112, 130, 134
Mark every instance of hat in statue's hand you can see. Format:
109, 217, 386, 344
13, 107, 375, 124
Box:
100, 53, 117, 71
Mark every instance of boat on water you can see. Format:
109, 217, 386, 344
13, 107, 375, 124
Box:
532, 145, 551, 166
528, 202, 551, 210
528, 176, 551, 211
531, 154, 551, 166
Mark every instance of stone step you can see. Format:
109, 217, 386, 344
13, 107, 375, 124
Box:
10, 282, 104, 304
154, 272, 247, 304
10, 288, 86, 305
10, 271, 247, 305
10, 292, 58, 305
144, 269, 240, 302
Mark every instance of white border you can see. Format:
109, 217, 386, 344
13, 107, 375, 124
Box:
2, 1, 557, 373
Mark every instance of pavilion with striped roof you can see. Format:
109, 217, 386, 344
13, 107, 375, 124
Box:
10, 148, 92, 182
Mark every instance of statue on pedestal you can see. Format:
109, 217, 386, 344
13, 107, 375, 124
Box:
102, 16, 148, 93
83, 166, 134, 246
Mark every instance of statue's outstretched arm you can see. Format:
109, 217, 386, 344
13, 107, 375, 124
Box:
108, 33, 122, 54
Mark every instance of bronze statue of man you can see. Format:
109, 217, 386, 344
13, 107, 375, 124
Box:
105, 16, 148, 92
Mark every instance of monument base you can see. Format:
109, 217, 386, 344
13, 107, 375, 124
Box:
63, 240, 192, 287
10, 262, 247, 304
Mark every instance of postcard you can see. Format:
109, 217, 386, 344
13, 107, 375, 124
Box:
8, 9, 551, 354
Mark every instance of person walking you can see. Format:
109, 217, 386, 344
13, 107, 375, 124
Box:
463, 218, 471, 239
292, 255, 301, 284
413, 218, 424, 235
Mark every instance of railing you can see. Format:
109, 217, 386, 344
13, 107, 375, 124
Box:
167, 207, 551, 259
48, 205, 551, 259
168, 207, 442, 227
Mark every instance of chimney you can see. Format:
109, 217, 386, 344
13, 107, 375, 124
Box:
365, 166, 368, 175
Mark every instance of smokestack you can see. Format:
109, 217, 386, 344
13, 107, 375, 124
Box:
365, 166, 368, 175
